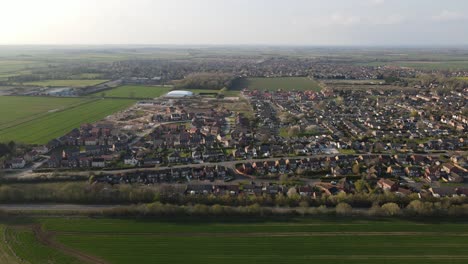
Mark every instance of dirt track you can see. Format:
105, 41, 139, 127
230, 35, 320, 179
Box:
51, 231, 468, 237
32, 225, 110, 264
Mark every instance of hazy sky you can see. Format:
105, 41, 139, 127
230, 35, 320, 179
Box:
2, 0, 468, 46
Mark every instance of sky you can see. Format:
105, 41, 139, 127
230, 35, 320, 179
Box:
1, 0, 468, 46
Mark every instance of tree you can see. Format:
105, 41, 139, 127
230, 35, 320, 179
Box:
335, 202, 352, 216
287, 187, 298, 198
279, 174, 289, 184
352, 161, 360, 175
288, 126, 301, 137
354, 179, 367, 193
381, 202, 401, 216
299, 200, 309, 208
406, 200, 433, 215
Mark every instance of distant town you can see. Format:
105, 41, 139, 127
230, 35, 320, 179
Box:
1, 48, 466, 202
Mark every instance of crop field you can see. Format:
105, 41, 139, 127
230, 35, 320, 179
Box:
23, 79, 108, 87
0, 96, 85, 129
361, 60, 468, 70
4, 226, 82, 264
231, 77, 322, 91
0, 98, 135, 144
92, 85, 172, 98
0, 60, 40, 74
186, 89, 221, 94
23, 217, 468, 264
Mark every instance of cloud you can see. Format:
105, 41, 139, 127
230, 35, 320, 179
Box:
372, 14, 405, 25
368, 0, 385, 5
329, 12, 361, 26
432, 10, 465, 21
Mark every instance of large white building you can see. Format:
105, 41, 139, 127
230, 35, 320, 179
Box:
165, 90, 194, 97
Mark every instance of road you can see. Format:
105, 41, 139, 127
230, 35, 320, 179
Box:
4, 152, 448, 184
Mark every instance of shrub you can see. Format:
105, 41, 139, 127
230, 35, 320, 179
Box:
381, 203, 401, 216
335, 202, 352, 216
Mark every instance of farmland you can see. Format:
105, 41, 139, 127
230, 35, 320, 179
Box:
22, 79, 109, 87
15, 217, 466, 264
0, 96, 84, 129
4, 226, 82, 264
0, 98, 135, 144
92, 85, 172, 98
231, 77, 322, 91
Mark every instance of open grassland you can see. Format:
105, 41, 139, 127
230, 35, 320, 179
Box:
0, 60, 41, 74
0, 96, 85, 130
39, 217, 468, 264
232, 77, 322, 91
92, 85, 172, 98
23, 79, 109, 87
0, 98, 135, 144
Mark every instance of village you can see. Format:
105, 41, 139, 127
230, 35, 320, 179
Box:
2, 80, 467, 201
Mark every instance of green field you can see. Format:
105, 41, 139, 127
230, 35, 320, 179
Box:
0, 98, 135, 144
92, 85, 172, 98
26, 217, 468, 264
4, 226, 82, 264
361, 61, 468, 70
0, 60, 40, 74
23, 79, 108, 87
231, 77, 322, 91
0, 96, 84, 130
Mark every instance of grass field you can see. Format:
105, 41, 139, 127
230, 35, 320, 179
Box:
4, 227, 82, 264
34, 217, 468, 264
0, 98, 135, 144
23, 79, 108, 87
0, 96, 84, 130
0, 226, 21, 264
361, 61, 468, 70
231, 77, 322, 91
92, 85, 172, 98
0, 60, 40, 74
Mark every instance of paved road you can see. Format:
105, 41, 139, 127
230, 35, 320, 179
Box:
4, 152, 448, 183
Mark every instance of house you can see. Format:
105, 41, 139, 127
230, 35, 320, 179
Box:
298, 186, 313, 196
243, 184, 262, 195
33, 145, 49, 154
186, 184, 213, 195
430, 187, 458, 197
91, 158, 105, 168
168, 152, 180, 163
124, 156, 139, 166
143, 158, 161, 166
377, 178, 398, 191
10, 158, 26, 169
23, 151, 39, 162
